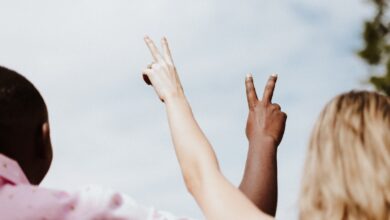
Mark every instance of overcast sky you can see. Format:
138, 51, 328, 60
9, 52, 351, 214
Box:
0, 0, 375, 219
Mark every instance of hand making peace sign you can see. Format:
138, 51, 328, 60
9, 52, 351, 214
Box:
142, 36, 184, 103
245, 74, 287, 146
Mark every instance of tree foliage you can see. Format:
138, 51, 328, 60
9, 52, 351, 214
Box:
358, 0, 390, 95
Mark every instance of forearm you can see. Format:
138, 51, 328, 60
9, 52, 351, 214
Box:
165, 95, 220, 192
239, 138, 278, 216
164, 95, 271, 220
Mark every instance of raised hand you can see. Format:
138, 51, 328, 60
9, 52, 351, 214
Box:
142, 36, 184, 102
142, 40, 273, 218
245, 74, 287, 146
240, 74, 287, 216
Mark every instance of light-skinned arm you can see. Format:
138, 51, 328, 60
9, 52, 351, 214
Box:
141, 36, 273, 220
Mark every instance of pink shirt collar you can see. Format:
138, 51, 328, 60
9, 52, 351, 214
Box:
0, 154, 30, 185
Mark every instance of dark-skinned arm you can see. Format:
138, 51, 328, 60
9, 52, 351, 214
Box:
239, 74, 287, 216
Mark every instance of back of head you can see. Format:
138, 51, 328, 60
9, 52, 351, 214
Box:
0, 66, 51, 184
300, 91, 390, 220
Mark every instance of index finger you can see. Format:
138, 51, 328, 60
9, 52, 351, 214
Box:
245, 74, 258, 110
144, 36, 163, 62
262, 74, 278, 104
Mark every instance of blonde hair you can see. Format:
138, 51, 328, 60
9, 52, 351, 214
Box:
299, 91, 390, 220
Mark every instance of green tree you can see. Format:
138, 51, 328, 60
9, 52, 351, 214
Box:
358, 0, 390, 95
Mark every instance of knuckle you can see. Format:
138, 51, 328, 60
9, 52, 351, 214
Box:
160, 62, 168, 68
250, 102, 259, 110
153, 63, 163, 70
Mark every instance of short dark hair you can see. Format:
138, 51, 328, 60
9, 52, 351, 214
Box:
0, 66, 47, 156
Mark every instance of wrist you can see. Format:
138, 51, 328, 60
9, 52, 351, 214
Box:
248, 135, 278, 150
164, 91, 187, 105
246, 136, 278, 164
164, 93, 191, 112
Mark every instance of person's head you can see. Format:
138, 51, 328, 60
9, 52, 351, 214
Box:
0, 66, 52, 185
299, 91, 390, 220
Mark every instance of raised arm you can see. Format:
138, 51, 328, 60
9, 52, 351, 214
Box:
239, 74, 287, 216
142, 36, 273, 220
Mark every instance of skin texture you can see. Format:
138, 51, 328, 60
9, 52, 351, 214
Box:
142, 36, 274, 220
239, 75, 287, 216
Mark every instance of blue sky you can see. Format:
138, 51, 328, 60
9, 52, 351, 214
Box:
0, 0, 376, 219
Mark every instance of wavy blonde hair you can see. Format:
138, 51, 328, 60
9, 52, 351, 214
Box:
299, 91, 390, 220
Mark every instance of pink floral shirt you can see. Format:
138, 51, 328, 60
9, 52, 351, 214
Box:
0, 154, 194, 220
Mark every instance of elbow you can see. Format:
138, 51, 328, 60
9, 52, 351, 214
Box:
183, 175, 196, 195
178, 152, 221, 196
182, 163, 218, 196
182, 167, 203, 195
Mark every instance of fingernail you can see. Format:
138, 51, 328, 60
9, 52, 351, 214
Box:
144, 35, 149, 40
271, 73, 278, 78
246, 73, 253, 79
